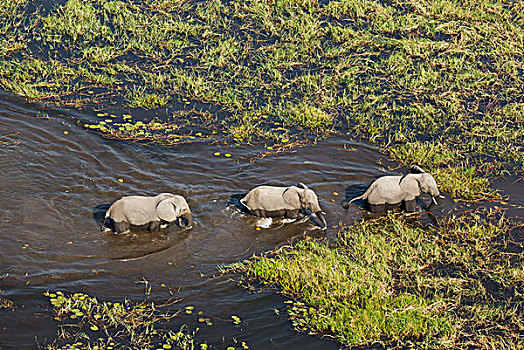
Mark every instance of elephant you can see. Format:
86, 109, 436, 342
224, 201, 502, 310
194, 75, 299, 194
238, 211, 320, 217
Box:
345, 166, 442, 213
240, 183, 327, 228
104, 193, 193, 233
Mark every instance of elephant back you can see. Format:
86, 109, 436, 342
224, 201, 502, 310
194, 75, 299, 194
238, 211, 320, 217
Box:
366, 175, 405, 205
108, 196, 158, 226
241, 186, 292, 212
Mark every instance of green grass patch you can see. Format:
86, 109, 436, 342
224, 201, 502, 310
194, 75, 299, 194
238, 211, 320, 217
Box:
42, 0, 111, 43
245, 239, 453, 346
432, 166, 494, 200
281, 103, 334, 131
0, 58, 80, 99
127, 87, 169, 109
229, 212, 524, 348
82, 46, 120, 64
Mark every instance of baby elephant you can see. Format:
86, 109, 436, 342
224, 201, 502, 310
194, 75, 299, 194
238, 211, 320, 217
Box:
346, 166, 441, 213
240, 183, 327, 228
104, 193, 193, 233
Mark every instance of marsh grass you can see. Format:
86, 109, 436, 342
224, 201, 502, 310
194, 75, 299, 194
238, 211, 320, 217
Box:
0, 0, 28, 58
280, 103, 335, 131
43, 291, 199, 350
228, 211, 524, 348
0, 0, 522, 194
127, 86, 169, 109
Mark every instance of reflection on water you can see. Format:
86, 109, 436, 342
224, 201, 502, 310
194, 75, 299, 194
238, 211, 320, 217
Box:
0, 93, 463, 349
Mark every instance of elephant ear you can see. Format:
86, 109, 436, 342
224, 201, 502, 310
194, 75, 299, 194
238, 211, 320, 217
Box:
156, 199, 180, 222
282, 186, 301, 208
399, 175, 421, 201
408, 165, 425, 174
297, 183, 309, 190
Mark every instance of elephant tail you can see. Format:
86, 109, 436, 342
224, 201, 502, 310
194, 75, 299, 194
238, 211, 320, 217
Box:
239, 197, 251, 211
348, 194, 364, 204
105, 202, 116, 218
346, 185, 372, 206
343, 194, 363, 209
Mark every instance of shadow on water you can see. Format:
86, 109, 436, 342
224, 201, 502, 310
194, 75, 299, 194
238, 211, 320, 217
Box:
93, 203, 111, 228
227, 192, 248, 213
104, 228, 193, 262
343, 183, 370, 206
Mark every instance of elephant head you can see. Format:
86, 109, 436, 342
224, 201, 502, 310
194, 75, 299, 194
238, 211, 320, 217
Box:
241, 183, 327, 228
283, 183, 327, 228
156, 194, 193, 227
401, 166, 440, 204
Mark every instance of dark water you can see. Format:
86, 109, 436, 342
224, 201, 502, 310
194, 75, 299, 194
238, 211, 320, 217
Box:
0, 92, 521, 349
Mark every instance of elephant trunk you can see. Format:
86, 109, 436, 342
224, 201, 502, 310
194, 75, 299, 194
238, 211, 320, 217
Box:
179, 212, 193, 227
314, 211, 327, 229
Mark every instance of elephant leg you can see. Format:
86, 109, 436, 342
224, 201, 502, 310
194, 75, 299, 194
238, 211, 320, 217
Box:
252, 209, 265, 218
252, 209, 277, 218
367, 202, 386, 213
113, 221, 130, 233
385, 202, 402, 212
252, 209, 293, 218
403, 200, 417, 212
148, 221, 161, 232
285, 209, 300, 219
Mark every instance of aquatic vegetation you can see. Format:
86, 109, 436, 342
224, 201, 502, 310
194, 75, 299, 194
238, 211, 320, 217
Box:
0, 297, 14, 309
229, 211, 524, 348
0, 132, 21, 146
43, 291, 200, 350
42, 290, 251, 350
280, 103, 334, 131
127, 86, 169, 109
431, 166, 493, 200
82, 112, 217, 145
0, 0, 28, 58
230, 315, 241, 325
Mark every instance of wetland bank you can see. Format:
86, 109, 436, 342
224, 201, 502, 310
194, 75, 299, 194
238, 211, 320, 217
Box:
0, 0, 523, 349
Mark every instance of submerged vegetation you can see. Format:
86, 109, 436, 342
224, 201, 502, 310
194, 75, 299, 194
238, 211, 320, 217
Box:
43, 291, 201, 350
0, 0, 522, 198
0, 297, 14, 309
227, 211, 524, 348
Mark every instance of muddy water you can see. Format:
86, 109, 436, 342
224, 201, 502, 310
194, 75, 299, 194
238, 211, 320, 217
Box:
0, 92, 461, 349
